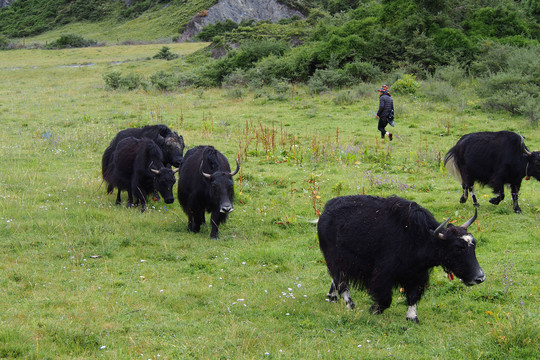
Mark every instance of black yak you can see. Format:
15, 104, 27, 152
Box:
178, 145, 239, 239
102, 124, 184, 196
104, 137, 177, 212
318, 195, 485, 322
444, 131, 540, 213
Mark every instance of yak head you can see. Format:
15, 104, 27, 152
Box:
523, 148, 540, 181
157, 132, 185, 168
431, 209, 486, 286
201, 159, 240, 213
150, 166, 178, 204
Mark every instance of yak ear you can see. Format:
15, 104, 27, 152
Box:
155, 135, 165, 145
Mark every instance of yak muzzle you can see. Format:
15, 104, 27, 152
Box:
463, 270, 486, 286
220, 204, 233, 213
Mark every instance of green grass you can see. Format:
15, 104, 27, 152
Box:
0, 43, 538, 359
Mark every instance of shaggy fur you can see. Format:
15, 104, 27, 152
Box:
318, 195, 485, 322
444, 131, 540, 213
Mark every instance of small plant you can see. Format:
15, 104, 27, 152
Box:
392, 74, 420, 95
153, 46, 179, 61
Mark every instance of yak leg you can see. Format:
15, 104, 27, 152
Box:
115, 189, 122, 205
511, 184, 522, 214
333, 277, 354, 309
369, 279, 392, 314
188, 208, 203, 233
470, 186, 479, 207
460, 184, 469, 203
210, 211, 227, 239
326, 281, 339, 302
489, 183, 504, 205
403, 274, 428, 323
461, 184, 479, 206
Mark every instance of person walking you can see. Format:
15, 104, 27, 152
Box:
375, 85, 394, 141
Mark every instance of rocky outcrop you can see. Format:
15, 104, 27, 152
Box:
180, 0, 304, 41
0, 0, 16, 8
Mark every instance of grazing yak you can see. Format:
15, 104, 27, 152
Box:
178, 145, 239, 239
102, 124, 184, 196
104, 137, 177, 212
318, 195, 485, 323
444, 131, 540, 213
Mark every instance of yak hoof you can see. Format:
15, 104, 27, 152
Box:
489, 197, 501, 205
346, 301, 355, 310
369, 304, 382, 315
459, 196, 467, 204
326, 294, 338, 302
514, 207, 522, 214
406, 316, 419, 323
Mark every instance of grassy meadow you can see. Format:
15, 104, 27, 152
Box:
0, 43, 538, 359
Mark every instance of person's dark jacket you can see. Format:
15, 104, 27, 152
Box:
377, 93, 393, 120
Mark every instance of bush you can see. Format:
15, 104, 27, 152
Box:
391, 74, 420, 95
150, 70, 178, 91
0, 35, 9, 49
195, 19, 240, 41
103, 71, 146, 91
153, 46, 179, 61
307, 68, 353, 94
47, 34, 96, 49
333, 89, 357, 106
421, 77, 459, 103
343, 61, 382, 82
103, 71, 122, 90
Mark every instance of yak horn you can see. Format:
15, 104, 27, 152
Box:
150, 168, 160, 174
200, 161, 212, 179
173, 168, 180, 174
230, 159, 240, 176
461, 208, 478, 230
432, 217, 452, 239
521, 136, 532, 156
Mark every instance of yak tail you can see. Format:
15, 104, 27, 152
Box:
444, 150, 463, 183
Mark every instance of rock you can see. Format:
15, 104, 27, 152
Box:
180, 0, 305, 41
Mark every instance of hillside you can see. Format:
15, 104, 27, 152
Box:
1, 0, 539, 121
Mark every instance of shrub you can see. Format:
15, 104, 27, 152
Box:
103, 71, 122, 90
150, 70, 178, 91
333, 89, 356, 106
343, 61, 382, 82
421, 77, 459, 103
434, 65, 467, 87
153, 46, 179, 61
103, 71, 146, 91
0, 35, 9, 49
195, 19, 240, 41
46, 34, 96, 49
119, 72, 145, 91
307, 68, 352, 94
392, 74, 420, 95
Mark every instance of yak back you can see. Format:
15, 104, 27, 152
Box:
106, 137, 164, 191
102, 125, 182, 179
318, 195, 441, 288
444, 131, 527, 185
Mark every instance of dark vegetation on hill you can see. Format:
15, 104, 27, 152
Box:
1, 0, 539, 121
